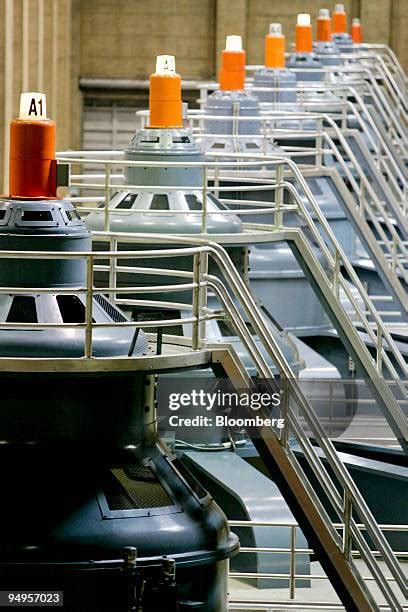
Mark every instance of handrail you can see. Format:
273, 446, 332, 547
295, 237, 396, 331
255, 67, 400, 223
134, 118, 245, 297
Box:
91, 229, 408, 608
228, 520, 408, 609
195, 75, 408, 166
186, 108, 408, 288
358, 44, 407, 90
193, 95, 406, 204
56, 151, 408, 377
4, 233, 404, 606
53, 148, 408, 604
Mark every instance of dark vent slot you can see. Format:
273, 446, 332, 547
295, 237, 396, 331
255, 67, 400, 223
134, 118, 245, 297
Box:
163, 324, 184, 336
57, 295, 87, 323
207, 193, 227, 210
161, 310, 184, 335
219, 319, 256, 337
172, 136, 190, 143
116, 194, 137, 210
245, 321, 257, 335
21, 210, 53, 221
218, 319, 234, 337
94, 293, 127, 322
150, 194, 169, 210
104, 467, 174, 510
0, 211, 6, 220
139, 136, 160, 143
246, 142, 260, 149
6, 296, 37, 323
66, 209, 81, 221
211, 142, 225, 149
171, 458, 208, 500
185, 194, 202, 211
135, 309, 182, 336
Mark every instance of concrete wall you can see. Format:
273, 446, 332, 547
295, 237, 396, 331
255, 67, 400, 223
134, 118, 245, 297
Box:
78, 0, 408, 77
245, 0, 355, 65
390, 0, 408, 72
0, 0, 76, 192
80, 0, 216, 80
0, 0, 406, 190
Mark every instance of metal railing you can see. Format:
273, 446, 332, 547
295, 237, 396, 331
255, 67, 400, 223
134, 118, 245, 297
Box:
188, 100, 406, 217
180, 109, 408, 305
90, 233, 408, 608
56, 152, 408, 389
53, 147, 408, 606
358, 43, 408, 93
2, 236, 407, 608
195, 76, 407, 173
228, 519, 408, 605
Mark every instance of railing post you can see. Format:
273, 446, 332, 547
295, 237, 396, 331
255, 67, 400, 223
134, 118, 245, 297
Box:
199, 251, 208, 341
376, 325, 383, 375
332, 250, 340, 299
262, 115, 267, 151
274, 164, 284, 229
85, 255, 94, 358
359, 182, 365, 218
289, 525, 296, 599
280, 376, 289, 449
316, 117, 323, 170
214, 163, 220, 200
192, 252, 201, 350
232, 100, 240, 138
104, 162, 111, 232
202, 165, 208, 234
343, 491, 352, 562
391, 236, 397, 274
328, 380, 334, 438
109, 237, 117, 303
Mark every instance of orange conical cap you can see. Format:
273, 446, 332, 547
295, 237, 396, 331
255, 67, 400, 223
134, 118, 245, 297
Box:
149, 55, 183, 129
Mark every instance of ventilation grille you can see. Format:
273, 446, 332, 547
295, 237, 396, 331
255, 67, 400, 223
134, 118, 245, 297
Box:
125, 465, 158, 482
207, 193, 227, 210
150, 194, 169, 210
116, 194, 138, 210
104, 466, 174, 510
185, 194, 202, 211
65, 209, 81, 221
6, 296, 37, 323
135, 309, 183, 336
139, 136, 159, 143
57, 295, 86, 323
21, 210, 53, 222
94, 293, 127, 322
0, 211, 6, 220
172, 136, 190, 143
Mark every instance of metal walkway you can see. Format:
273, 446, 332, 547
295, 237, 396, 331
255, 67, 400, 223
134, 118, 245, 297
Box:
93, 230, 408, 611
243, 62, 408, 164
185, 109, 408, 324
54, 150, 408, 610
228, 519, 408, 610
